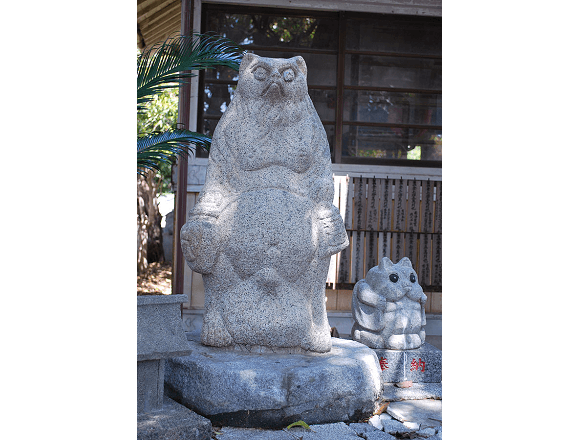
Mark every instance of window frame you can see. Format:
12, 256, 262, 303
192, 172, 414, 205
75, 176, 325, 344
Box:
199, 4, 441, 168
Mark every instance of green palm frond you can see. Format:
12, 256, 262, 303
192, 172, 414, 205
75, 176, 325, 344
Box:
138, 33, 242, 111
137, 129, 212, 176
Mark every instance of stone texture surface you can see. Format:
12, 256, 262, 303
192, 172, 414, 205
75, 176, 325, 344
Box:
138, 359, 164, 414
361, 431, 397, 440
417, 427, 437, 437
382, 382, 442, 401
374, 342, 442, 383
352, 257, 427, 350
349, 422, 380, 435
386, 399, 442, 429
217, 427, 294, 440
137, 396, 212, 440
298, 422, 360, 439
165, 337, 382, 428
180, 53, 348, 353
137, 294, 192, 361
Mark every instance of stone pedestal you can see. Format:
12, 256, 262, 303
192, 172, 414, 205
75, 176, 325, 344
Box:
137, 294, 193, 414
373, 342, 441, 384
165, 336, 382, 429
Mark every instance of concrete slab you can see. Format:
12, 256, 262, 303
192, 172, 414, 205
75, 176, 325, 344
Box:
379, 414, 415, 435
165, 336, 382, 428
137, 396, 212, 440
386, 399, 442, 429
360, 431, 397, 440
382, 382, 441, 401
297, 422, 360, 439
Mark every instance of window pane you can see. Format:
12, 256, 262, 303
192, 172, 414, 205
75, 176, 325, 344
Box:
204, 67, 240, 82
203, 83, 236, 118
342, 125, 442, 161
207, 13, 338, 49
343, 90, 441, 126
346, 16, 441, 56
310, 89, 336, 122
345, 55, 441, 90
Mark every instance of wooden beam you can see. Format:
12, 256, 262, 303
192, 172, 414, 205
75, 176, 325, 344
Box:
139, 1, 181, 32
145, 16, 182, 46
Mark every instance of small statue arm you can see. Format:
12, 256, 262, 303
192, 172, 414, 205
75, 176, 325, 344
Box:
352, 281, 391, 332
356, 283, 387, 310
420, 291, 428, 326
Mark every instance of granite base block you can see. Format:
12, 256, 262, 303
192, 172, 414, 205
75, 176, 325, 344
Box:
165, 337, 382, 429
373, 343, 441, 383
137, 396, 212, 440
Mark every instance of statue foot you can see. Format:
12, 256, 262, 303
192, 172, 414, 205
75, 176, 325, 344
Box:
352, 326, 385, 349
301, 329, 332, 353
200, 311, 233, 347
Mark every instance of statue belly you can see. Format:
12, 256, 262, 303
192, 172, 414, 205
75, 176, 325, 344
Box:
223, 188, 317, 283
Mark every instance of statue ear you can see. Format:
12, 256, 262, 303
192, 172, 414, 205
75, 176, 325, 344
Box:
292, 56, 307, 77
398, 257, 413, 268
379, 257, 393, 271
240, 52, 258, 72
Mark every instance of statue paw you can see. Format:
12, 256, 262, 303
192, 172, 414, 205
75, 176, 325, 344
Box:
180, 219, 220, 274
200, 312, 233, 347
317, 205, 349, 258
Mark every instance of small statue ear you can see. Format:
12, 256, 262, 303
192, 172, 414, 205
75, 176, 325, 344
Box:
379, 257, 393, 271
240, 52, 258, 72
292, 56, 307, 77
398, 257, 413, 268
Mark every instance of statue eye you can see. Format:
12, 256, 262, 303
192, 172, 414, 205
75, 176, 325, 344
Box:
410, 274, 416, 283
389, 273, 399, 283
282, 68, 295, 82
253, 66, 267, 81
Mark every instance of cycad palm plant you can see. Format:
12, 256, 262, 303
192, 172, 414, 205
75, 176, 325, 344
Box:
137, 34, 241, 274
137, 34, 242, 175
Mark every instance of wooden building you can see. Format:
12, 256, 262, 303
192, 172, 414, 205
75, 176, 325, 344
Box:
137, 0, 442, 339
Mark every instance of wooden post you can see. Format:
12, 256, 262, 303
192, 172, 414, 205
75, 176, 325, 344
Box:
173, 0, 193, 300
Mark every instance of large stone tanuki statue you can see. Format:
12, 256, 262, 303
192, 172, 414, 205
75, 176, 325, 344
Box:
351, 257, 428, 350
180, 53, 349, 354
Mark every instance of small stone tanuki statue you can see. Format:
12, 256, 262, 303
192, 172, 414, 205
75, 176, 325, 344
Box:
351, 257, 428, 350
180, 53, 349, 353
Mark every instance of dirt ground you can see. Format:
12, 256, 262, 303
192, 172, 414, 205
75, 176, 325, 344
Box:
137, 262, 172, 295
